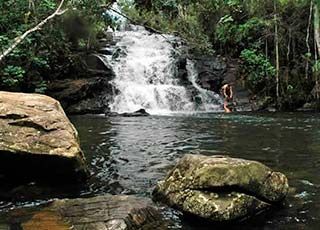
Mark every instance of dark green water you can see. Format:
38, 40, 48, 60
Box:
70, 112, 320, 229
1, 112, 320, 229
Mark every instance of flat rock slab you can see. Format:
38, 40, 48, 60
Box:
0, 195, 168, 230
0, 91, 89, 182
153, 154, 289, 222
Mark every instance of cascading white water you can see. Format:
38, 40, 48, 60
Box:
186, 60, 223, 111
108, 25, 223, 115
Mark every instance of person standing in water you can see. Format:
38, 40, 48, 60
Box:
221, 83, 234, 113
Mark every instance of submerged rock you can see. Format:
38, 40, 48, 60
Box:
0, 195, 169, 230
153, 154, 289, 222
0, 91, 89, 182
120, 109, 150, 117
106, 109, 150, 117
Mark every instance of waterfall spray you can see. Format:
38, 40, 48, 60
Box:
106, 25, 223, 115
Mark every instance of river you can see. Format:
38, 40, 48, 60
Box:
73, 112, 320, 229
0, 112, 319, 229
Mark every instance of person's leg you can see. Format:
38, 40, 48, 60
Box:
224, 101, 231, 113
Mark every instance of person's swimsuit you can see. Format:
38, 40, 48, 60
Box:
224, 86, 232, 102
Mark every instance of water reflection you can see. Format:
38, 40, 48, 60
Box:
70, 113, 320, 229
1, 113, 320, 229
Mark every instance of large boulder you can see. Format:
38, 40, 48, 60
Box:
153, 154, 289, 222
0, 91, 89, 182
0, 195, 169, 230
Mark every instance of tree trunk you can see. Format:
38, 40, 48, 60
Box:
274, 0, 280, 107
314, 2, 320, 99
306, 1, 313, 80
314, 2, 320, 55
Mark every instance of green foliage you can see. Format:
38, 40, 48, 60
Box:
240, 49, 276, 93
313, 60, 320, 74
0, 0, 115, 93
2, 66, 25, 87
34, 81, 48, 94
216, 16, 269, 51
119, 0, 213, 53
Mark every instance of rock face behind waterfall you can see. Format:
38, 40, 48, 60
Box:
191, 55, 227, 93
0, 195, 169, 230
47, 76, 113, 114
153, 154, 289, 222
47, 54, 115, 115
0, 91, 89, 182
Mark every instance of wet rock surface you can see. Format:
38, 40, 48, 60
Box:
47, 76, 114, 115
119, 109, 150, 117
106, 109, 150, 117
84, 54, 114, 76
0, 195, 169, 230
0, 91, 89, 182
153, 154, 289, 222
47, 50, 117, 115
191, 55, 227, 93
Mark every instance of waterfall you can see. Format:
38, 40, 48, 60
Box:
186, 60, 223, 111
107, 25, 223, 115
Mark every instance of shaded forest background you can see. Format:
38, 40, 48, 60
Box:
1, 0, 320, 110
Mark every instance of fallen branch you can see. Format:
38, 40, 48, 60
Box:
0, 0, 67, 63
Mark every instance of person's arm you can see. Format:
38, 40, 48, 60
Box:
230, 86, 234, 99
222, 85, 228, 98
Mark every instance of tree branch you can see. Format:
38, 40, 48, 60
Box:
109, 8, 168, 39
0, 0, 67, 63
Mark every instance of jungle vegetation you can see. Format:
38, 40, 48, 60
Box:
120, 0, 320, 110
0, 0, 115, 93
1, 0, 320, 110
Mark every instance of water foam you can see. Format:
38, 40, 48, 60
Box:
108, 25, 222, 115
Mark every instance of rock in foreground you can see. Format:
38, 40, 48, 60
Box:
0, 195, 168, 230
153, 154, 289, 222
0, 91, 89, 182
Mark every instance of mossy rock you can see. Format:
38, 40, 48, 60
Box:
153, 154, 289, 222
